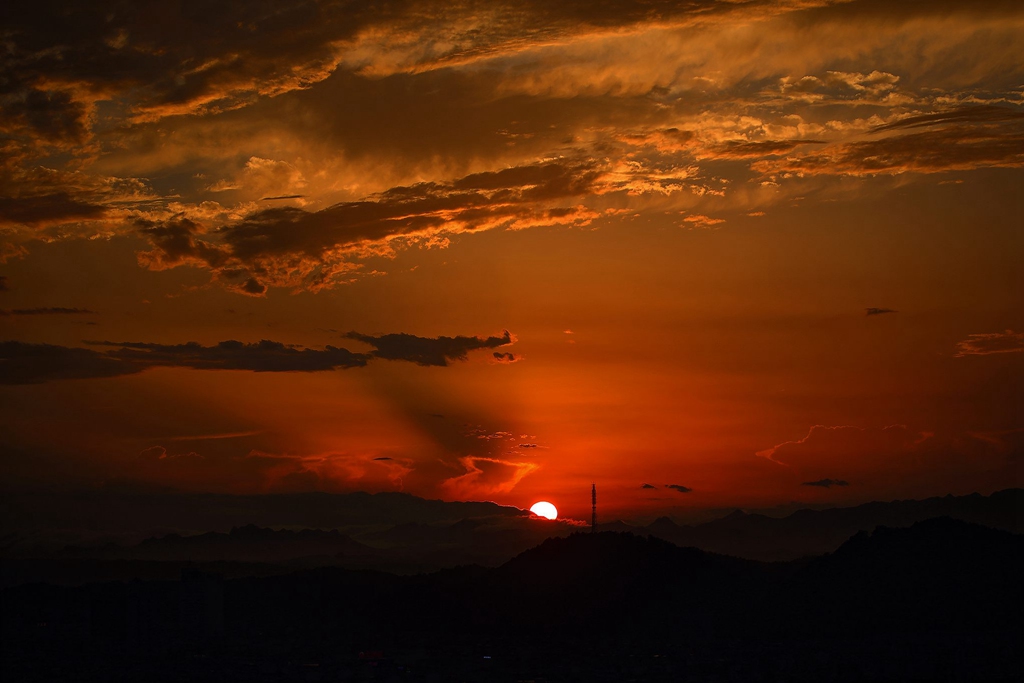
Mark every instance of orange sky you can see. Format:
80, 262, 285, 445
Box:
1, 0, 1021, 520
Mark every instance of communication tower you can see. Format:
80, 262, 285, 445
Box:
591, 483, 597, 532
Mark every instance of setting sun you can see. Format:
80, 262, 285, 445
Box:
530, 501, 558, 520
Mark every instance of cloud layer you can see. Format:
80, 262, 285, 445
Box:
0, 1, 1020, 293
0, 330, 515, 384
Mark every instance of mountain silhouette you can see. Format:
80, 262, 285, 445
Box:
61, 524, 375, 564
636, 488, 1022, 560
796, 517, 1022, 634
5, 489, 1019, 589
4, 515, 1018, 681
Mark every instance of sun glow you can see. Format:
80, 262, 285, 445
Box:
530, 501, 558, 520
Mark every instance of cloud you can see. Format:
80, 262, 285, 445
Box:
801, 478, 849, 488
777, 71, 903, 104
139, 445, 202, 461
0, 1, 383, 131
0, 276, 7, 291
755, 424, 1022, 498
682, 214, 725, 229
134, 217, 230, 271
0, 193, 107, 227
665, 484, 692, 493
441, 456, 539, 498
0, 341, 143, 385
244, 449, 415, 492
345, 330, 514, 367
703, 139, 826, 159
332, 0, 834, 80
954, 330, 1024, 357
164, 431, 263, 442
871, 105, 1024, 133
92, 339, 369, 373
865, 308, 897, 316
641, 483, 657, 489
0, 88, 90, 145
753, 108, 1024, 177
3, 1, 1023, 291
492, 351, 520, 364
0, 307, 96, 316
756, 424, 910, 467
134, 159, 604, 292
519, 443, 539, 449
209, 156, 306, 198
0, 329, 517, 383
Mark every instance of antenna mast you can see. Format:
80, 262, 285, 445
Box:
591, 483, 597, 532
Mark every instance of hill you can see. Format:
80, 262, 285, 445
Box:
634, 487, 1022, 560
2, 518, 1019, 681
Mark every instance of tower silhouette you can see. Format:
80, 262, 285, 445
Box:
591, 483, 597, 532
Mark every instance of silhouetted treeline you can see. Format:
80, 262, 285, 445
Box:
2, 517, 1020, 682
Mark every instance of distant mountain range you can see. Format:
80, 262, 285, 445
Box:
628, 487, 1022, 560
3, 518, 1020, 681
1, 489, 526, 539
3, 489, 1020, 583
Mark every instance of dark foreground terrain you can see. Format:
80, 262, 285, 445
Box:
2, 517, 1020, 682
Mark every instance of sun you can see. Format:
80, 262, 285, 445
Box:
530, 501, 558, 520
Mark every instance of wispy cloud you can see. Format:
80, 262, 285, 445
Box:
0, 307, 95, 316
442, 456, 538, 497
954, 330, 1024, 357
801, 478, 849, 488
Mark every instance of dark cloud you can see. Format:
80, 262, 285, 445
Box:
802, 478, 850, 488
0, 276, 7, 291
0, 307, 95, 316
0, 0, 790, 155
0, 341, 142, 385
703, 139, 826, 159
492, 351, 520, 364
865, 308, 897, 316
0, 339, 367, 384
240, 278, 268, 296
754, 111, 1024, 177
139, 445, 202, 461
954, 330, 1024, 357
0, 193, 107, 227
0, 1, 380, 129
136, 159, 601, 292
1, 329, 516, 384
0, 88, 89, 144
372, 457, 393, 461
519, 443, 538, 449
345, 330, 513, 367
261, 194, 306, 201
665, 484, 692, 493
91, 339, 369, 373
641, 483, 657, 489
871, 105, 1024, 133
135, 217, 229, 270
